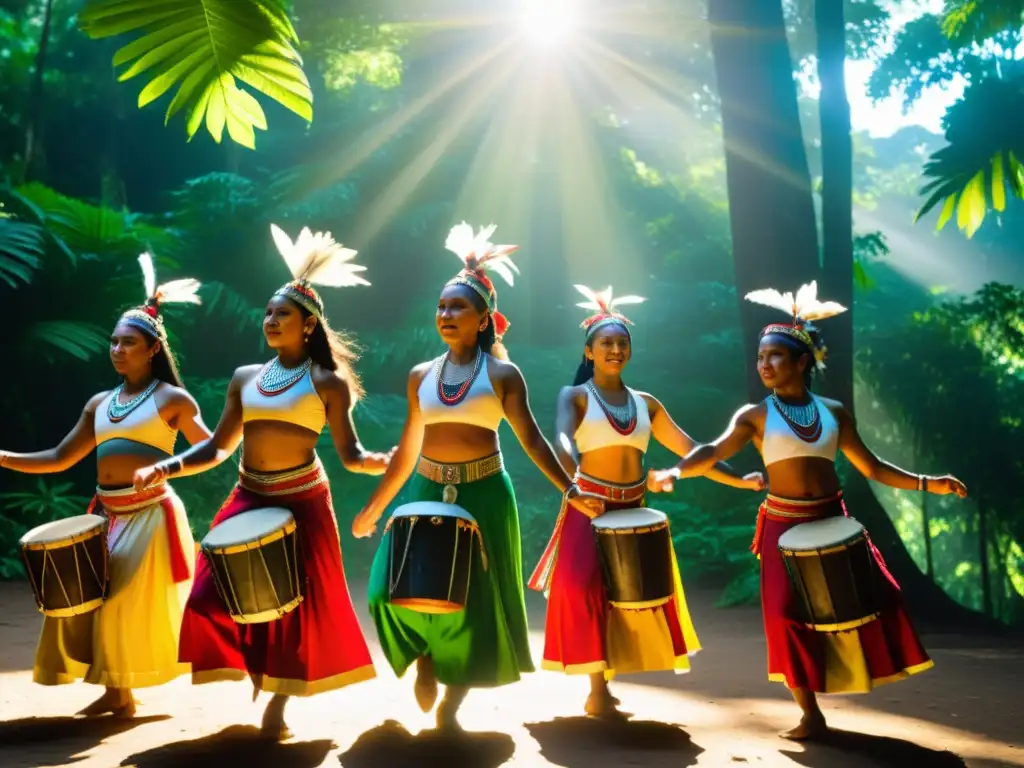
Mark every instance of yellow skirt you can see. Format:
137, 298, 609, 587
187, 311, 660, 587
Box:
33, 486, 195, 688
604, 548, 702, 678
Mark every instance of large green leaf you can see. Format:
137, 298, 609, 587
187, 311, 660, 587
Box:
25, 320, 111, 363
0, 217, 43, 288
78, 0, 313, 149
942, 0, 1024, 45
915, 76, 1024, 238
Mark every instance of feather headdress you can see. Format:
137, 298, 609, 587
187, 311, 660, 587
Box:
744, 280, 846, 368
119, 252, 202, 337
443, 221, 520, 340
270, 223, 369, 319
574, 284, 645, 338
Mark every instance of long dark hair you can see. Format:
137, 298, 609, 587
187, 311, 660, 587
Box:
462, 287, 509, 361
294, 303, 365, 402
138, 327, 185, 389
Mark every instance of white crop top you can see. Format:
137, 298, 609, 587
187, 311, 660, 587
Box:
760, 395, 839, 466
574, 386, 652, 454
241, 369, 326, 435
417, 355, 504, 432
94, 388, 177, 455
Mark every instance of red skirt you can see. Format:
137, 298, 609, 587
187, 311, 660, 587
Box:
178, 460, 375, 696
530, 476, 695, 677
754, 494, 933, 693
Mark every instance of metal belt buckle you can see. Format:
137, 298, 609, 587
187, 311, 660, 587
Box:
442, 464, 461, 484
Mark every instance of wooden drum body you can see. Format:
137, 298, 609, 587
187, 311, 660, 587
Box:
200, 508, 305, 624
20, 514, 109, 617
592, 508, 674, 609
777, 516, 881, 632
387, 501, 479, 614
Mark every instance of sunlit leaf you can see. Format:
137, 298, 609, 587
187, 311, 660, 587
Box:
78, 0, 313, 149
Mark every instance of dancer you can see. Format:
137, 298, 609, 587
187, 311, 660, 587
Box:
352, 222, 603, 730
650, 281, 967, 740
529, 284, 764, 718
0, 254, 209, 717
134, 224, 390, 739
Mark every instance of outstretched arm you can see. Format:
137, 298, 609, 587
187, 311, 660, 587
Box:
651, 404, 760, 491
351, 365, 429, 538
553, 386, 584, 477
835, 404, 967, 497
0, 392, 105, 474
319, 369, 394, 475
646, 395, 761, 490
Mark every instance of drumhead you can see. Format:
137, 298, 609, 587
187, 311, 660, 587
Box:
20, 514, 104, 546
592, 507, 668, 531
202, 507, 295, 549
778, 516, 865, 551
390, 501, 476, 525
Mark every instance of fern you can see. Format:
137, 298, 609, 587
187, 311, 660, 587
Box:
26, 321, 111, 362
79, 0, 313, 149
0, 218, 43, 287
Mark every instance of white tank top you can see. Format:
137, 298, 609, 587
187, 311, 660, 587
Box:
574, 386, 651, 454
241, 369, 326, 435
417, 355, 504, 432
94, 387, 177, 455
760, 395, 839, 466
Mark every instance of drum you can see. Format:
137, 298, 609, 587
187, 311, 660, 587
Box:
777, 516, 881, 632
592, 508, 674, 609
200, 507, 305, 624
387, 501, 480, 614
19, 514, 109, 617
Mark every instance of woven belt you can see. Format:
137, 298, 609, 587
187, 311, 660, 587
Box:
576, 473, 646, 503
238, 458, 326, 496
416, 454, 504, 485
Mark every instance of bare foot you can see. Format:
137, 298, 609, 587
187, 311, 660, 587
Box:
435, 697, 463, 731
584, 690, 624, 719
414, 657, 438, 713
77, 689, 132, 718
781, 712, 828, 741
260, 696, 292, 741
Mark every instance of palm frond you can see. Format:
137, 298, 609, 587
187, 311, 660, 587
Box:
915, 76, 1024, 238
25, 321, 111, 363
0, 218, 44, 288
200, 280, 266, 335
79, 0, 313, 150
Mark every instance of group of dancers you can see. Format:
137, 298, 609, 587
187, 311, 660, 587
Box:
0, 221, 968, 742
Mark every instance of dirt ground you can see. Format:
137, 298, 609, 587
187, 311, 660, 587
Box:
1, 580, 1021, 768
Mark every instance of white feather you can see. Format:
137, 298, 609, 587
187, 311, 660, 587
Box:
138, 253, 156, 300
155, 278, 203, 305
446, 222, 520, 283
610, 295, 645, 308
744, 288, 796, 316
271, 223, 369, 288
744, 282, 847, 322
574, 284, 599, 303
574, 284, 645, 316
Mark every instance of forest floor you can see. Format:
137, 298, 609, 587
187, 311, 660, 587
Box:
0, 581, 1021, 768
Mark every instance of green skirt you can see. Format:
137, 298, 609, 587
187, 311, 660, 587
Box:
367, 469, 534, 688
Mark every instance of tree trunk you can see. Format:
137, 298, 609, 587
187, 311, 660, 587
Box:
707, 0, 822, 402
814, 0, 855, 411
20, 0, 55, 183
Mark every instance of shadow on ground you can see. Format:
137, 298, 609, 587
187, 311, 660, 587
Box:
338, 719, 515, 768
0, 715, 169, 767
525, 715, 703, 768
780, 728, 969, 767
120, 725, 334, 768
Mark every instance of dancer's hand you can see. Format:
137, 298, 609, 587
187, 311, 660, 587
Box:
743, 471, 766, 492
567, 488, 605, 519
929, 475, 968, 498
647, 467, 678, 493
352, 505, 382, 538
133, 464, 166, 491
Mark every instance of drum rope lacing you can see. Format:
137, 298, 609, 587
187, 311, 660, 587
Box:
107, 379, 160, 423
257, 357, 312, 395
586, 381, 637, 434
770, 392, 823, 443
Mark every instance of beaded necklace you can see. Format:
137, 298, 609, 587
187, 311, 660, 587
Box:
771, 392, 823, 444
107, 379, 160, 423
587, 380, 638, 435
257, 357, 312, 397
435, 350, 482, 407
